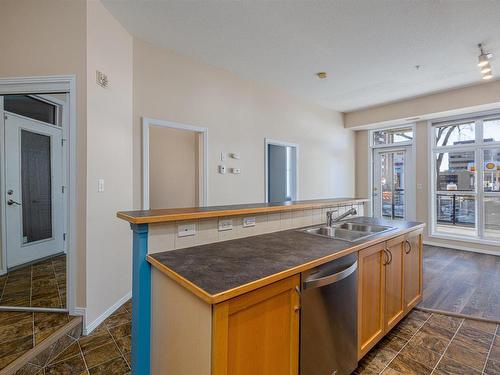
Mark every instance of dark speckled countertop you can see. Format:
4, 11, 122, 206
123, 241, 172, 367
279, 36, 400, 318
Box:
148, 217, 424, 304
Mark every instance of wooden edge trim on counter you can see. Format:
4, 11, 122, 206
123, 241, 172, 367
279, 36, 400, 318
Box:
147, 223, 425, 305
148, 256, 215, 304
117, 198, 369, 224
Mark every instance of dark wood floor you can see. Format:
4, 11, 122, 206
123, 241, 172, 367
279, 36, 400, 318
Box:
421, 245, 500, 321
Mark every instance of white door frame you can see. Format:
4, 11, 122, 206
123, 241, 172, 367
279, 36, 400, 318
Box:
142, 117, 208, 209
369, 124, 417, 221
373, 146, 415, 220
0, 75, 77, 314
264, 138, 299, 202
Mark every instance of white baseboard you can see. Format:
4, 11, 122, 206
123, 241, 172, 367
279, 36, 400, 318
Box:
83, 291, 132, 336
424, 240, 500, 256
72, 307, 86, 317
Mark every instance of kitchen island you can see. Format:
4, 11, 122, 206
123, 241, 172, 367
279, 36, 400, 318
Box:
117, 198, 423, 375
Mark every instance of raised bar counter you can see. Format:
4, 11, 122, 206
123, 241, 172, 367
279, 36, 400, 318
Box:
117, 197, 369, 224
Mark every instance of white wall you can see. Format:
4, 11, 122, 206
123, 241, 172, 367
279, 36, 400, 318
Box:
86, 0, 133, 326
345, 80, 500, 129
133, 39, 356, 208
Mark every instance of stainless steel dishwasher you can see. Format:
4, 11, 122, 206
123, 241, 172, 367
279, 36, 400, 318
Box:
300, 252, 358, 375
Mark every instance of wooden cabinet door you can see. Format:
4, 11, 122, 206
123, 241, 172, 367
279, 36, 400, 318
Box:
384, 236, 405, 331
358, 242, 386, 359
404, 230, 423, 311
212, 275, 300, 375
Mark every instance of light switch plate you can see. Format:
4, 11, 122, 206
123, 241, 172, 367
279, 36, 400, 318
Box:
218, 165, 226, 174
97, 179, 105, 192
243, 217, 256, 227
218, 219, 233, 231
178, 223, 196, 237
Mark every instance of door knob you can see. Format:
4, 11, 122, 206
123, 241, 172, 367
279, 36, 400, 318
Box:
7, 199, 21, 206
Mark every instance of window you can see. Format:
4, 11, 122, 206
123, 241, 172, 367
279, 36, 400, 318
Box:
431, 113, 500, 242
4, 95, 59, 126
435, 122, 475, 147
484, 119, 500, 143
373, 127, 413, 146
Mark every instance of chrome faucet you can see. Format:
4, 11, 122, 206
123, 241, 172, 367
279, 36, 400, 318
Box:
326, 207, 357, 227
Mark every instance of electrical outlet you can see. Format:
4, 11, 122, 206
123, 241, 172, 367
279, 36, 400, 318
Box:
218, 219, 233, 231
243, 217, 256, 227
178, 223, 196, 237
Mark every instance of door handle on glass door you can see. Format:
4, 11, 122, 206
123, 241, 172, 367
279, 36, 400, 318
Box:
7, 199, 21, 206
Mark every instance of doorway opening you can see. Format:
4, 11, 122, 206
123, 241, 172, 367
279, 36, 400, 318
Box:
370, 126, 416, 221
0, 76, 75, 313
265, 139, 298, 203
142, 117, 208, 209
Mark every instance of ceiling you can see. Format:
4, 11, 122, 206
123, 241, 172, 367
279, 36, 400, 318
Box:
102, 0, 500, 112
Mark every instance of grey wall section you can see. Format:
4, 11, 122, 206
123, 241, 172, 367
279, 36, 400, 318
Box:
268, 144, 288, 202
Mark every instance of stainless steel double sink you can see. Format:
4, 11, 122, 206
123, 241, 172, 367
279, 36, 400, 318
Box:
299, 221, 395, 242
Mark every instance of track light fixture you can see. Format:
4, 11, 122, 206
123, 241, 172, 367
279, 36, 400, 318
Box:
478, 44, 493, 79
481, 64, 492, 74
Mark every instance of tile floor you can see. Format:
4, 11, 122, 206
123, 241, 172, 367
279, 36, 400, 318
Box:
354, 309, 500, 375
0, 254, 66, 308
0, 310, 74, 370
30, 299, 132, 375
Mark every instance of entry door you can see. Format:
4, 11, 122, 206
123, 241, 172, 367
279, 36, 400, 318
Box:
5, 112, 64, 268
373, 148, 412, 220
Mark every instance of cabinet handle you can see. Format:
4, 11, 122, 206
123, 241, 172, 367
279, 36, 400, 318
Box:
384, 248, 393, 265
293, 286, 302, 312
294, 286, 302, 298
382, 249, 389, 266
405, 240, 412, 254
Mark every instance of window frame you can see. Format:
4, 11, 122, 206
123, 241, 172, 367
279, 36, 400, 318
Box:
370, 124, 415, 149
429, 110, 500, 244
369, 124, 416, 220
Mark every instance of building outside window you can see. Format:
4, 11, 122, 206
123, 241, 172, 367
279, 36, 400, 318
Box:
431, 115, 500, 241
